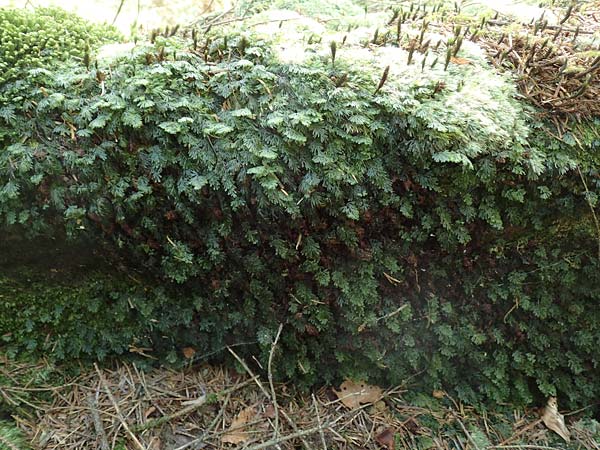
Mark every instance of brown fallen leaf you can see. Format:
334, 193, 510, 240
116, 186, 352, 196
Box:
541, 397, 570, 442
148, 437, 162, 450
222, 406, 256, 445
263, 403, 276, 419
182, 347, 196, 359
375, 427, 396, 450
333, 380, 383, 409
432, 390, 445, 399
143, 405, 157, 420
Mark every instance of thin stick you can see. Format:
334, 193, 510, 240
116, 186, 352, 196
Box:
227, 347, 270, 397
268, 324, 284, 440
245, 423, 331, 450
173, 393, 232, 450
227, 347, 311, 449
489, 445, 563, 450
495, 419, 542, 446
576, 165, 600, 259
131, 377, 256, 432
199, 0, 216, 16
451, 411, 481, 450
94, 363, 146, 450
111, 0, 126, 25
86, 392, 110, 450
312, 394, 328, 450
486, 19, 594, 35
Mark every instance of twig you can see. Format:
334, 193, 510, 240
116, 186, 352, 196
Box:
131, 377, 256, 432
486, 19, 595, 34
227, 347, 270, 397
86, 392, 110, 450
111, 0, 126, 25
227, 347, 312, 449
451, 411, 481, 450
489, 445, 563, 450
576, 165, 600, 259
173, 393, 232, 450
94, 363, 146, 450
268, 324, 284, 441
201, 16, 299, 30
199, 0, 216, 16
495, 419, 542, 447
564, 402, 599, 416
198, 7, 234, 29
244, 423, 331, 450
312, 394, 328, 450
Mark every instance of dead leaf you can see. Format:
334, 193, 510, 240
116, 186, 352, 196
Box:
305, 324, 319, 336
450, 57, 472, 65
263, 403, 276, 419
144, 406, 157, 420
148, 437, 162, 450
182, 347, 196, 359
404, 417, 420, 434
541, 397, 570, 442
432, 390, 445, 399
222, 406, 256, 445
375, 427, 396, 449
333, 380, 383, 409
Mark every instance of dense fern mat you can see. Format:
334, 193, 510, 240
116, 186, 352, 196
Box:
0, 0, 599, 421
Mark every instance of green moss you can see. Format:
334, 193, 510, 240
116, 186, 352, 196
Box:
0, 10, 599, 408
0, 7, 122, 85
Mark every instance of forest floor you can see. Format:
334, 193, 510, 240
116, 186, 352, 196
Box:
2, 355, 599, 450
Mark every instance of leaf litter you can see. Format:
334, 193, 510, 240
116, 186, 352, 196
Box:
2, 356, 598, 450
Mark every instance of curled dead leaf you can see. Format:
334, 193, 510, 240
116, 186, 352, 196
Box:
375, 427, 396, 450
143, 406, 157, 420
432, 390, 445, 399
404, 417, 420, 434
333, 380, 383, 409
222, 406, 257, 445
182, 347, 196, 359
542, 397, 570, 442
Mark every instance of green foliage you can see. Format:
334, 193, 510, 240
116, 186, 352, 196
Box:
0, 421, 29, 450
0, 7, 122, 85
0, 271, 193, 361
0, 11, 599, 409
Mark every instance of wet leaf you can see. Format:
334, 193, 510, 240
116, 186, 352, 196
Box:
375, 427, 396, 449
333, 380, 383, 409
